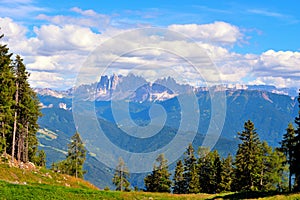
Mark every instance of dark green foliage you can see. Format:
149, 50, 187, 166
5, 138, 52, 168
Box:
259, 142, 288, 191
66, 132, 86, 178
280, 123, 296, 192
233, 120, 288, 192
144, 154, 172, 193
198, 149, 222, 194
220, 154, 233, 192
294, 90, 300, 191
52, 132, 86, 178
0, 34, 15, 154
0, 34, 41, 163
183, 143, 200, 194
199, 150, 222, 194
112, 157, 130, 191
35, 149, 46, 167
233, 120, 263, 191
13, 55, 42, 163
173, 160, 185, 194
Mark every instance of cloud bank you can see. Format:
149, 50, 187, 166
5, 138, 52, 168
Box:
0, 7, 299, 90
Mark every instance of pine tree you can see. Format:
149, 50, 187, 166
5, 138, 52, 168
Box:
267, 148, 288, 191
0, 34, 15, 155
0, 34, 41, 163
233, 120, 262, 191
173, 160, 185, 194
112, 157, 130, 191
36, 149, 46, 167
66, 132, 86, 178
13, 55, 41, 163
198, 149, 222, 193
280, 123, 296, 192
144, 154, 172, 193
183, 143, 200, 193
220, 154, 233, 192
294, 89, 300, 191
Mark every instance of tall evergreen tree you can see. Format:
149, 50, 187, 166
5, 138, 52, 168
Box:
144, 154, 172, 193
220, 154, 233, 192
66, 132, 86, 178
183, 143, 200, 193
294, 89, 300, 191
280, 123, 296, 192
112, 157, 130, 191
267, 148, 288, 191
35, 149, 46, 167
173, 160, 185, 194
233, 120, 262, 191
0, 34, 41, 163
13, 55, 41, 163
198, 150, 222, 194
0, 34, 15, 155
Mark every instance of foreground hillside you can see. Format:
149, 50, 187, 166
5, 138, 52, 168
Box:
1, 179, 300, 200
1, 162, 300, 200
0, 163, 97, 190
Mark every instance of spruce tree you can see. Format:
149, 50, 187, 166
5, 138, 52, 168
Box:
36, 149, 46, 167
173, 160, 185, 194
144, 154, 172, 193
0, 34, 15, 155
0, 34, 41, 163
112, 157, 130, 191
233, 120, 262, 191
13, 55, 41, 163
65, 132, 86, 178
198, 150, 222, 193
267, 148, 288, 191
294, 89, 300, 191
220, 154, 233, 192
183, 143, 200, 193
280, 123, 296, 192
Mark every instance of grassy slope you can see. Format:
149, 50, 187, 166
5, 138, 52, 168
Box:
1, 179, 300, 200
1, 163, 300, 199
0, 163, 97, 190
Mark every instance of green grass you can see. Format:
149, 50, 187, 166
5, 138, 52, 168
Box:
1, 162, 300, 199
0, 180, 215, 200
0, 163, 97, 190
1, 180, 300, 200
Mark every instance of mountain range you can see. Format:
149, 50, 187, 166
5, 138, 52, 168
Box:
35, 74, 299, 189
35, 74, 298, 102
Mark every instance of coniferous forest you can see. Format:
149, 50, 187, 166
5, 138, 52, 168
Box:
0, 34, 42, 164
1, 32, 300, 197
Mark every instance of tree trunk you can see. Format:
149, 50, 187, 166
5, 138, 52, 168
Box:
25, 123, 29, 162
1, 122, 6, 155
120, 170, 123, 191
17, 133, 21, 164
75, 143, 78, 178
11, 82, 18, 163
289, 167, 292, 192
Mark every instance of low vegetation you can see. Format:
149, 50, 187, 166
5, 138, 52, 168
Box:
0, 162, 97, 190
1, 178, 300, 200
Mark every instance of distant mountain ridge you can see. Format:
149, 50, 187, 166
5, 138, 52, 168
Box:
35, 75, 299, 188
34, 74, 298, 102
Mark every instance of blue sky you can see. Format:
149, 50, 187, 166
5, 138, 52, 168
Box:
0, 0, 299, 89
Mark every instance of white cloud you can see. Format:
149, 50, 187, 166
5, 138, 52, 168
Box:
36, 8, 111, 31
168, 21, 243, 45
248, 50, 300, 88
1, 13, 300, 89
0, 17, 27, 38
33, 24, 102, 54
29, 71, 74, 90
0, 1, 45, 19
